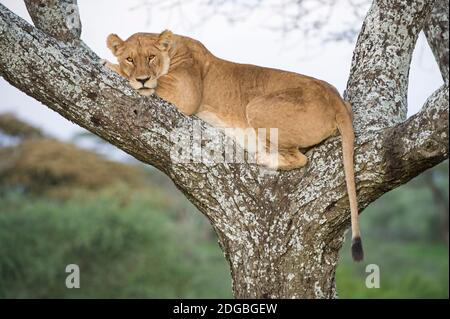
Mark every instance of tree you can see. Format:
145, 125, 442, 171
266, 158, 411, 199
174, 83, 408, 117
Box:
0, 0, 448, 298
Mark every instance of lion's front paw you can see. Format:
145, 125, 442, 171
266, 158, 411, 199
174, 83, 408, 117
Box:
100, 59, 121, 74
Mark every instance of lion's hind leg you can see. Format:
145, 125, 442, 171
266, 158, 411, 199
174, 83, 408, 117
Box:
276, 148, 308, 170
257, 147, 308, 170
245, 88, 317, 171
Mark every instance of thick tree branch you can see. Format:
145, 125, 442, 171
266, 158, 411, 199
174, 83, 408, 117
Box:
24, 0, 81, 44
424, 0, 449, 84
0, 3, 179, 172
346, 0, 435, 131
360, 85, 449, 206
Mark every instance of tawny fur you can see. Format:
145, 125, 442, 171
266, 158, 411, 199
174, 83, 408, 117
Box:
104, 30, 363, 261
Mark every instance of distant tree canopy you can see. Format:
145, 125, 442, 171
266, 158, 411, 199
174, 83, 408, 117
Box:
0, 114, 149, 198
0, 113, 44, 139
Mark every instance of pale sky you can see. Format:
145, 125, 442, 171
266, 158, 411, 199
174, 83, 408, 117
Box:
0, 0, 443, 155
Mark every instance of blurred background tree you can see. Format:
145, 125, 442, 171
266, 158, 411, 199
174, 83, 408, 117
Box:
0, 114, 447, 298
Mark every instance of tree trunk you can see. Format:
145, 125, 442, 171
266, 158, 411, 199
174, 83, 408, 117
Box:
0, 0, 448, 298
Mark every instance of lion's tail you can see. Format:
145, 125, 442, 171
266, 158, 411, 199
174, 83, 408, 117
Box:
336, 101, 363, 262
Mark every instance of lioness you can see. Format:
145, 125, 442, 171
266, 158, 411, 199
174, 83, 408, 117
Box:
103, 30, 363, 261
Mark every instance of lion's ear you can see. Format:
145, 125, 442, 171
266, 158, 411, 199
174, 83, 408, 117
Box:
156, 30, 173, 51
107, 34, 124, 56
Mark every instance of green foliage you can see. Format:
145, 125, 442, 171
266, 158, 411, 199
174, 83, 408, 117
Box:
337, 239, 449, 298
0, 113, 43, 139
0, 139, 152, 198
336, 161, 449, 299
0, 189, 232, 298
361, 162, 449, 243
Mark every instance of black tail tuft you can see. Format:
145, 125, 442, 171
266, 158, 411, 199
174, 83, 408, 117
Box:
351, 236, 364, 262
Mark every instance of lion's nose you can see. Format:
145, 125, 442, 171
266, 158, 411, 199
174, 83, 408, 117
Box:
136, 77, 150, 85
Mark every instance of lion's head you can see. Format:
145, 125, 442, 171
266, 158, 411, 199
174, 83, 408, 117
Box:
106, 30, 173, 96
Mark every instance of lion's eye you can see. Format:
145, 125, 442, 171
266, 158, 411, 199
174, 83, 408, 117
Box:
126, 57, 133, 63
148, 55, 156, 63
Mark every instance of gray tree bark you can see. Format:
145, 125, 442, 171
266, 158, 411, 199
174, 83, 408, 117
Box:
0, 0, 448, 298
